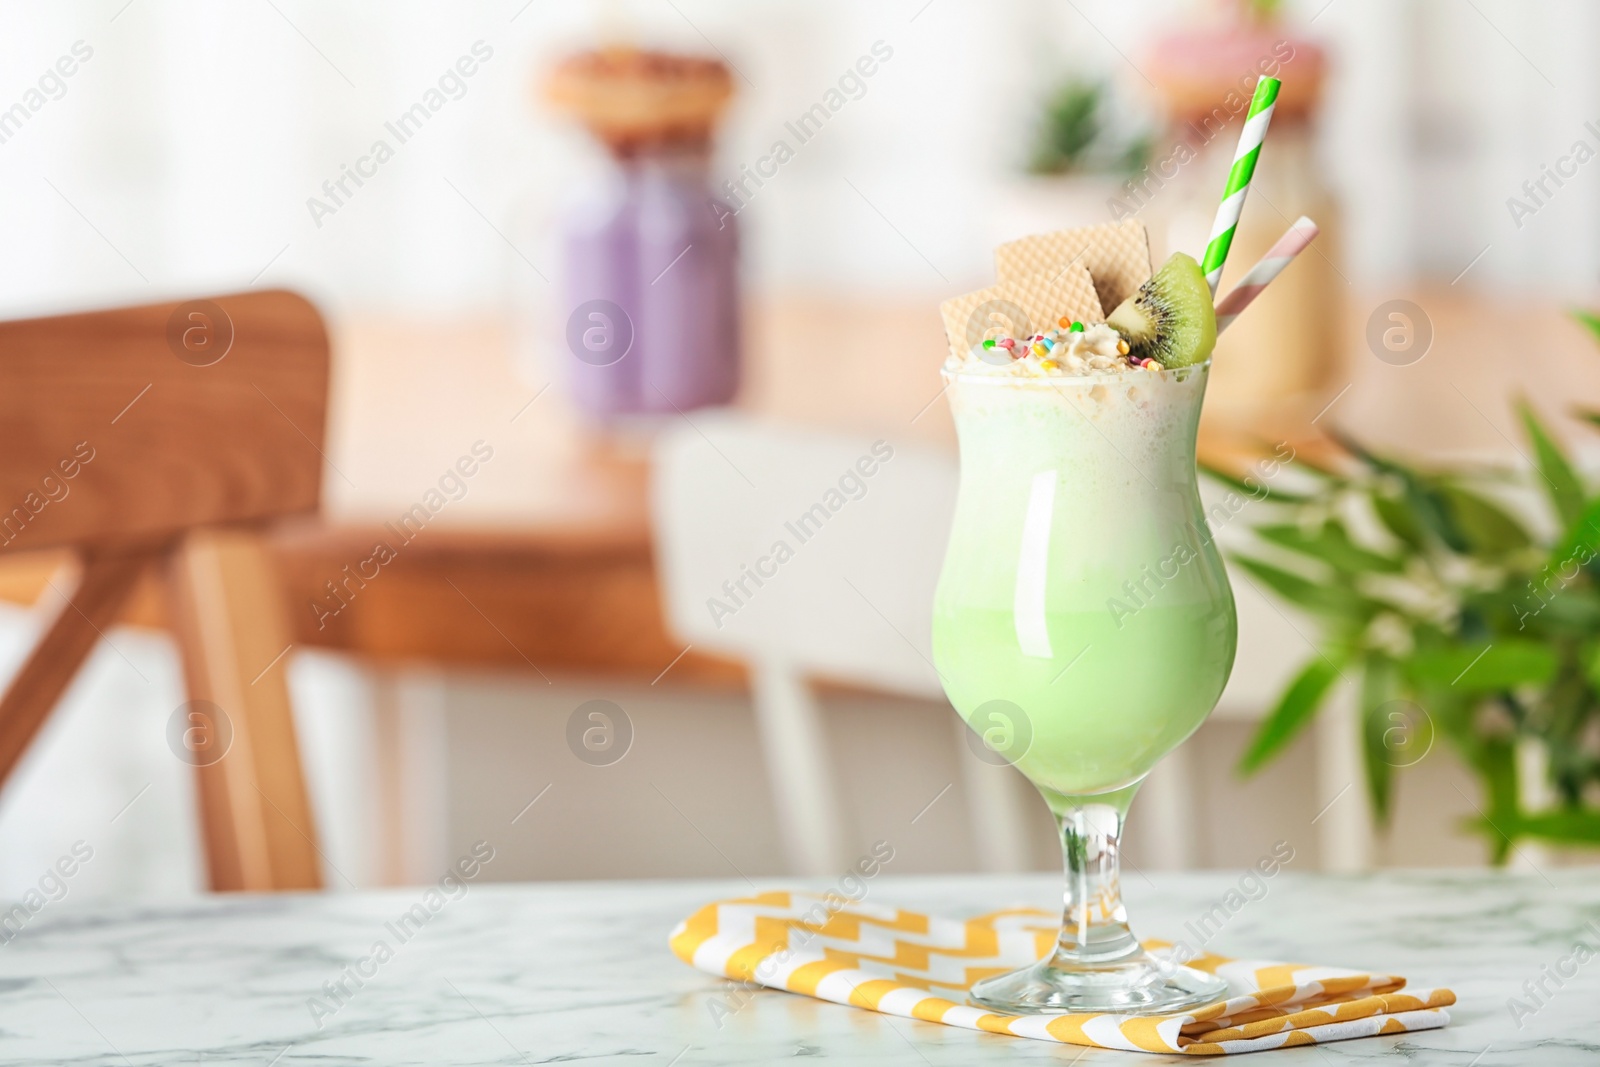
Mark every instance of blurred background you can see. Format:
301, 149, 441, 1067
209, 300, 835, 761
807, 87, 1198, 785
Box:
2, 0, 1599, 900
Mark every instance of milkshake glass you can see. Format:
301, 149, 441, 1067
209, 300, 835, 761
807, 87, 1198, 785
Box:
931, 360, 1236, 1014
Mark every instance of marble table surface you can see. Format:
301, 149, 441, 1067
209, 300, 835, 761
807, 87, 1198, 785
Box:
5, 869, 1596, 1065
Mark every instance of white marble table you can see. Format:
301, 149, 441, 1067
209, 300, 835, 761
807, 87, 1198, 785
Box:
6, 870, 1596, 1065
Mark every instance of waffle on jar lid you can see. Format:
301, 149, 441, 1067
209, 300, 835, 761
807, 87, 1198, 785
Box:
544, 47, 734, 156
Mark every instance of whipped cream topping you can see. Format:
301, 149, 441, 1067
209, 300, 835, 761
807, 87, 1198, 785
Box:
945, 322, 1147, 378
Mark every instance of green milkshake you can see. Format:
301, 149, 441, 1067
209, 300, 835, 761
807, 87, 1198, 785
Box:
932, 360, 1236, 808
929, 312, 1237, 1014
930, 180, 1285, 1013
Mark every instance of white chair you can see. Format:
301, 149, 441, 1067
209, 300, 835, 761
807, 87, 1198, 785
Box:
650, 414, 1035, 875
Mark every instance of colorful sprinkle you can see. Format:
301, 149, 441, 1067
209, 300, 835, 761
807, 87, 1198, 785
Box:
955, 320, 1164, 377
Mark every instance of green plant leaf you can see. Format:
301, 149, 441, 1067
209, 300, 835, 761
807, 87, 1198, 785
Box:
1407, 641, 1559, 691
1341, 439, 1469, 552
1359, 656, 1398, 823
1371, 493, 1428, 552
1518, 399, 1585, 528
1238, 653, 1347, 776
1326, 428, 1398, 475
1532, 584, 1600, 635
1231, 555, 1377, 618
1198, 462, 1310, 504
1475, 739, 1522, 864
1543, 495, 1600, 578
1327, 431, 1434, 491
1028, 82, 1100, 175
1246, 0, 1284, 23
1285, 450, 1342, 479
1572, 308, 1600, 345
1406, 482, 1471, 553
1435, 485, 1533, 554
1460, 584, 1600, 639
1116, 135, 1154, 177
1441, 736, 1523, 864
1584, 642, 1600, 692
1483, 735, 1520, 809
1327, 430, 1471, 550
1255, 521, 1405, 573
1500, 808, 1600, 847
1575, 410, 1600, 433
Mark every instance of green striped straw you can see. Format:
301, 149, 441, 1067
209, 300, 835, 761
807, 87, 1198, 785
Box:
1201, 76, 1281, 298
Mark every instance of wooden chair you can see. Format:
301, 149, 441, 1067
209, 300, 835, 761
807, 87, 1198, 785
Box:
0, 290, 330, 891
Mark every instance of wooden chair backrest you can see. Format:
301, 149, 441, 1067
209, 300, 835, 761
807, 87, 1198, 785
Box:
0, 289, 328, 553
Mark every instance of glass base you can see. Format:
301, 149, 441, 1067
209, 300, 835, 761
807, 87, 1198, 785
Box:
970, 951, 1229, 1016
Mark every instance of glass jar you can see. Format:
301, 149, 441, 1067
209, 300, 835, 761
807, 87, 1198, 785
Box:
562, 151, 740, 419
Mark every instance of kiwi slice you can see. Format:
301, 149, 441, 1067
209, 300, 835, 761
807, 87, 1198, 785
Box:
1106, 252, 1216, 368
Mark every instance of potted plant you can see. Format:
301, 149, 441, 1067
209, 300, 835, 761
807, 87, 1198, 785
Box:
987, 80, 1153, 245
1213, 315, 1600, 859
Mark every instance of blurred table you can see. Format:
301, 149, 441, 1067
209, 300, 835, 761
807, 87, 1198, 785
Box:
269, 294, 969, 686
2, 285, 1598, 683
295, 283, 1600, 682
5, 869, 1586, 1064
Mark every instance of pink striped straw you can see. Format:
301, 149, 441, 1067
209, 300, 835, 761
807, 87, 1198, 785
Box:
1214, 216, 1320, 333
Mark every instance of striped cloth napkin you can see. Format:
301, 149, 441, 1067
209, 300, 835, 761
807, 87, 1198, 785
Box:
670, 891, 1455, 1055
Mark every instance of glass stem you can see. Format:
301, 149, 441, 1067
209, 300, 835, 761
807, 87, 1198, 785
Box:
1050, 785, 1142, 967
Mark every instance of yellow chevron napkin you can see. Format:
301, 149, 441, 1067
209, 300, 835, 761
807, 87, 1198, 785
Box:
670, 891, 1455, 1055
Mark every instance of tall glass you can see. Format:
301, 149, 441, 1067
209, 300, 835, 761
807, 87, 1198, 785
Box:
931, 362, 1236, 1015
